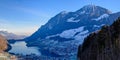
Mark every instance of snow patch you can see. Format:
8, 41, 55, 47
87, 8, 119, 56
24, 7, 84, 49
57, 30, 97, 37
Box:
101, 24, 105, 26
92, 14, 109, 21
46, 26, 86, 39
67, 17, 80, 23
94, 25, 100, 28
80, 11, 85, 14
94, 24, 105, 28
59, 26, 84, 38
46, 34, 59, 39
74, 30, 89, 40
79, 30, 89, 35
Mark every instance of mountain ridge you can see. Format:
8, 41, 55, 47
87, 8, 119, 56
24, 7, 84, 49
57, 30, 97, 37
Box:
76, 5, 112, 15
25, 5, 120, 42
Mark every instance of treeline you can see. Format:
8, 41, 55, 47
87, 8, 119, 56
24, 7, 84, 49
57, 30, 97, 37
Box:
77, 17, 120, 60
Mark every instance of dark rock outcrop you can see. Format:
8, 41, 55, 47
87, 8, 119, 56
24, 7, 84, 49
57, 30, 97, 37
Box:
77, 17, 120, 60
5, 44, 12, 52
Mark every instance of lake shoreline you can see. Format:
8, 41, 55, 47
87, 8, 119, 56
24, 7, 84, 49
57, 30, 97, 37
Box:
8, 41, 41, 56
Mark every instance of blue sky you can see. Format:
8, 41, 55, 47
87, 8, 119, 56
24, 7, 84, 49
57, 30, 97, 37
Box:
0, 0, 120, 35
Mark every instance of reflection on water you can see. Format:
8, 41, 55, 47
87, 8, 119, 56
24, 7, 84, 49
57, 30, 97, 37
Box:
9, 41, 41, 55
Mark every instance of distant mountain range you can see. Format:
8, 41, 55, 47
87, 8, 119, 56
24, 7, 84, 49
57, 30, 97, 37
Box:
24, 5, 120, 59
0, 31, 27, 40
77, 17, 120, 60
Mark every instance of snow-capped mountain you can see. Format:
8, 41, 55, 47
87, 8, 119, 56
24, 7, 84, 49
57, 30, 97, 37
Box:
0, 31, 27, 40
25, 5, 120, 59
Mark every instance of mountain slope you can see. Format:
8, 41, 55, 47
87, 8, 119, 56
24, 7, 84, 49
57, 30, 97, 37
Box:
25, 5, 120, 43
77, 17, 120, 60
24, 5, 120, 59
26, 5, 112, 42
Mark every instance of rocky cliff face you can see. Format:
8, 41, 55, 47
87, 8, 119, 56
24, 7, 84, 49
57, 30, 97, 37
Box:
0, 35, 8, 52
77, 17, 120, 60
0, 35, 11, 52
0, 35, 17, 60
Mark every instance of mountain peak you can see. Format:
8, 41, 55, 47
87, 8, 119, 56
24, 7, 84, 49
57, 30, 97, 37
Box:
76, 5, 112, 15
83, 4, 96, 9
60, 11, 68, 15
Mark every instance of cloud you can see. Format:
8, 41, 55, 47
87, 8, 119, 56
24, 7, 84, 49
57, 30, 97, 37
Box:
14, 6, 51, 18
0, 3, 51, 18
0, 19, 11, 31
